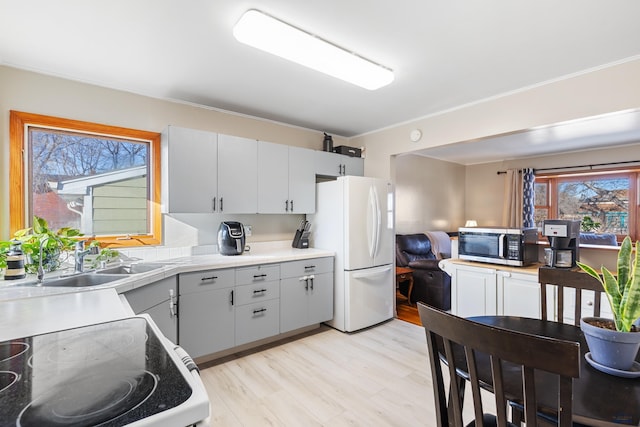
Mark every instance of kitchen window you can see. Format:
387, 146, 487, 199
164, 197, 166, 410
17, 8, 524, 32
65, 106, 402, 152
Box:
9, 111, 161, 247
534, 170, 639, 242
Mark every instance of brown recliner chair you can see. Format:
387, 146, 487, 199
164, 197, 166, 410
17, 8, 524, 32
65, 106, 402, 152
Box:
396, 232, 451, 310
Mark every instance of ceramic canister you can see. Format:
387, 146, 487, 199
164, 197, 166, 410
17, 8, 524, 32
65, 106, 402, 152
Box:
5, 239, 26, 280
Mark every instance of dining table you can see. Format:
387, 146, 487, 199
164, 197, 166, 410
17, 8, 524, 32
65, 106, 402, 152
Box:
460, 316, 640, 427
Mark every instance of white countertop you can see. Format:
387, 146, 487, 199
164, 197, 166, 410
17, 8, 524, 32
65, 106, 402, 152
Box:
0, 246, 334, 342
0, 288, 130, 341
439, 258, 542, 276
0, 247, 335, 301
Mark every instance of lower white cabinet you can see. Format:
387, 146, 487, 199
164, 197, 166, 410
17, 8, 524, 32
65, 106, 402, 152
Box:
234, 265, 280, 346
178, 257, 334, 359
450, 264, 498, 318
444, 260, 541, 318
498, 271, 543, 318
280, 257, 334, 333
178, 268, 235, 359
124, 276, 178, 343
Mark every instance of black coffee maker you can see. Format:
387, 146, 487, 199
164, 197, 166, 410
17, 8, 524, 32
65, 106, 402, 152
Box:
543, 219, 581, 268
218, 221, 246, 255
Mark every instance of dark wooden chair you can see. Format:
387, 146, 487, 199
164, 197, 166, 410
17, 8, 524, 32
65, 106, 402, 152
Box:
417, 302, 580, 427
538, 267, 606, 325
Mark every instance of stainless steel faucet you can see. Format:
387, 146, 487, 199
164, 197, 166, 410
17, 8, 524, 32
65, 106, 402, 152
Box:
74, 241, 99, 273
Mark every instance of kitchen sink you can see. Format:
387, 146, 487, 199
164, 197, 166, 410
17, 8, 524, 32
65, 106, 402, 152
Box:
95, 263, 166, 275
37, 273, 126, 288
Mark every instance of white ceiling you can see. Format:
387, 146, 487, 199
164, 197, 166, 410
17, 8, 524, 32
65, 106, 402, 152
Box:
2, 1, 640, 159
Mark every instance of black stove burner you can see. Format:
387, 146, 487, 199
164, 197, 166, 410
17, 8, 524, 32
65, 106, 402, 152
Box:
0, 371, 19, 394
0, 342, 29, 363
17, 371, 157, 427
0, 318, 193, 426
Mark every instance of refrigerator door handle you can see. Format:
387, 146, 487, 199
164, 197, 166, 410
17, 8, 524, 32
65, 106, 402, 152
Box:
367, 186, 378, 259
372, 185, 381, 259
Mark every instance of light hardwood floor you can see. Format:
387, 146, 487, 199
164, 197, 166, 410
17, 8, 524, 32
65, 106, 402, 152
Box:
199, 318, 496, 426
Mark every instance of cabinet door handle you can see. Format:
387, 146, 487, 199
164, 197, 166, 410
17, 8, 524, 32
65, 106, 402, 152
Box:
220, 197, 224, 212
309, 275, 314, 290
230, 289, 234, 306
300, 275, 308, 289
253, 288, 267, 294
290, 200, 294, 211
201, 276, 218, 282
285, 200, 289, 212
212, 197, 216, 212
253, 308, 267, 315
169, 289, 177, 318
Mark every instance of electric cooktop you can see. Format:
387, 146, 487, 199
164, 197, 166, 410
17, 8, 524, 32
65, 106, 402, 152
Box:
0, 317, 202, 426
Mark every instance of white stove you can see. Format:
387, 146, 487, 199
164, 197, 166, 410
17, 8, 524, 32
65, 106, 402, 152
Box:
0, 315, 210, 426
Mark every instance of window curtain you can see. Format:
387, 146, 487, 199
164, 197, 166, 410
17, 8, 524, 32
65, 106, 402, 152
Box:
502, 168, 535, 228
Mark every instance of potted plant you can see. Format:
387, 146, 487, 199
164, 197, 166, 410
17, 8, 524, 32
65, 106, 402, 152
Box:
577, 236, 640, 374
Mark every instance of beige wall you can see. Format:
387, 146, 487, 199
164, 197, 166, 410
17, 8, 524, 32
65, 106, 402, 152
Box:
3, 57, 640, 248
394, 154, 465, 234
0, 66, 348, 245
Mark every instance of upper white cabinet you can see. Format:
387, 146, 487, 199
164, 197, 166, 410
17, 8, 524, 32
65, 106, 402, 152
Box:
162, 127, 258, 214
257, 142, 316, 213
218, 134, 258, 213
315, 150, 364, 177
161, 126, 218, 213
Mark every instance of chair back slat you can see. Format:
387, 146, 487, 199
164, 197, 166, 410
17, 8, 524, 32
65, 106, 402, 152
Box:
522, 366, 538, 427
539, 267, 605, 325
418, 302, 580, 427
464, 348, 485, 425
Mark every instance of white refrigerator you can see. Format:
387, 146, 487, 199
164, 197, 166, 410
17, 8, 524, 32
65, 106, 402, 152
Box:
309, 176, 394, 332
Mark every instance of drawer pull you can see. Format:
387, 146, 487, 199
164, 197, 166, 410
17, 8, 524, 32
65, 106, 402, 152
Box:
253, 274, 267, 279
201, 276, 218, 281
304, 265, 316, 270
253, 308, 267, 315
253, 288, 267, 294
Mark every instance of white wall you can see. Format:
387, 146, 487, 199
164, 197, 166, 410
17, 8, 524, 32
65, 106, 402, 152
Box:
394, 154, 465, 234
0, 66, 348, 246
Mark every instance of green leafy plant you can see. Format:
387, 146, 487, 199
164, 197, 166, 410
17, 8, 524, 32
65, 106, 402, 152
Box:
1, 216, 82, 274
581, 216, 601, 232
577, 236, 640, 332
88, 247, 121, 269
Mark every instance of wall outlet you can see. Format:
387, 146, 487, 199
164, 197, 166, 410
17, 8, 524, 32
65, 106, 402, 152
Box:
244, 224, 252, 236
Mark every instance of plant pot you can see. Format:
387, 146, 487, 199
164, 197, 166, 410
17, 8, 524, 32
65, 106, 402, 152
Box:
580, 317, 640, 371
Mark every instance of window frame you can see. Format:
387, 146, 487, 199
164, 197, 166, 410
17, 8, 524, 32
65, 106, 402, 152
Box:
535, 169, 639, 242
10, 110, 162, 247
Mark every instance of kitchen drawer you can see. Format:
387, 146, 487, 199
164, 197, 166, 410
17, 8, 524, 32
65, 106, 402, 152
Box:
235, 264, 280, 285
280, 257, 333, 279
234, 280, 280, 306
179, 269, 235, 294
235, 299, 280, 346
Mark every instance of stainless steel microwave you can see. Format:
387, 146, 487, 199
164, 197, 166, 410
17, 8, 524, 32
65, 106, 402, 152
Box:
458, 227, 539, 266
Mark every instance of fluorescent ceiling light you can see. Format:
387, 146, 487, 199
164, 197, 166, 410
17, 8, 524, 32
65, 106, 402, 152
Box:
233, 10, 394, 90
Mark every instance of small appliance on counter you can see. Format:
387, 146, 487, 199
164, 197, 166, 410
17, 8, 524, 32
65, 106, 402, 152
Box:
292, 219, 310, 248
543, 219, 581, 268
333, 145, 362, 157
218, 221, 246, 255
458, 226, 538, 266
